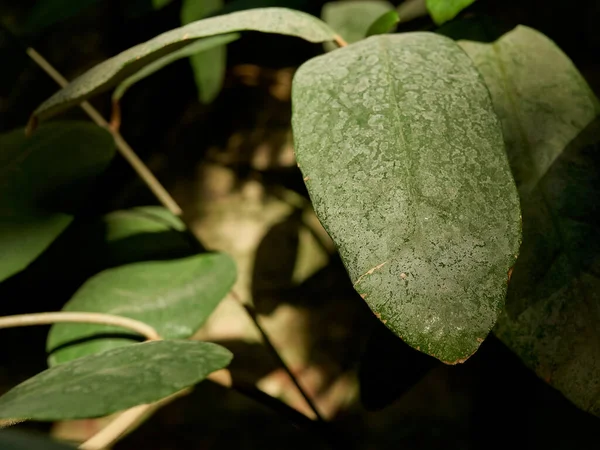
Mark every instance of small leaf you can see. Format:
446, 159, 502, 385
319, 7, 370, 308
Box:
0, 430, 75, 450
366, 10, 400, 37
292, 34, 521, 363
181, 0, 227, 104
47, 253, 236, 365
0, 340, 232, 421
113, 34, 240, 102
426, 0, 475, 25
461, 26, 600, 416
31, 7, 336, 124
0, 122, 115, 282
321, 1, 393, 44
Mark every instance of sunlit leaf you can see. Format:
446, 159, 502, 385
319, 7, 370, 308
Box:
31, 7, 337, 124
461, 26, 600, 417
0, 340, 232, 420
426, 0, 475, 25
366, 10, 400, 37
47, 253, 236, 365
321, 1, 393, 44
0, 122, 114, 282
292, 33, 521, 363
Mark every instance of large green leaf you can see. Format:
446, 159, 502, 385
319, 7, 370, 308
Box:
292, 33, 521, 363
426, 0, 475, 25
31, 7, 337, 124
321, 1, 393, 44
0, 340, 232, 421
460, 26, 600, 416
47, 253, 236, 365
181, 0, 226, 104
113, 34, 240, 102
0, 122, 115, 283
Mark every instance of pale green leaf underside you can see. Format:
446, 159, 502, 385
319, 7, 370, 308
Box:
113, 34, 239, 101
426, 0, 475, 25
0, 122, 115, 282
32, 7, 336, 123
47, 253, 236, 365
322, 1, 393, 44
292, 34, 521, 363
461, 26, 600, 416
0, 340, 232, 421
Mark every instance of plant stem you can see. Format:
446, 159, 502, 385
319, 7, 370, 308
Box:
334, 35, 348, 47
0, 312, 160, 340
25, 48, 182, 217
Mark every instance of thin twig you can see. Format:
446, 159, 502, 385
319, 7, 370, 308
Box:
333, 35, 348, 48
232, 292, 325, 423
25, 48, 182, 216
0, 312, 160, 340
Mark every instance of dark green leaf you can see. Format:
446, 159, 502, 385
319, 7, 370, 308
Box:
0, 340, 232, 421
0, 122, 115, 283
0, 430, 75, 450
322, 1, 393, 44
292, 34, 521, 363
47, 253, 236, 365
366, 10, 400, 37
24, 0, 101, 34
113, 34, 240, 102
32, 7, 337, 123
426, 0, 475, 25
181, 0, 227, 104
460, 26, 600, 416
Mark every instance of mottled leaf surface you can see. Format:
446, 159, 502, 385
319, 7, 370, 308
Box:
0, 340, 232, 420
292, 34, 521, 363
113, 34, 239, 101
426, 0, 475, 25
0, 122, 114, 282
461, 26, 600, 416
47, 253, 236, 365
322, 1, 393, 44
32, 7, 336, 123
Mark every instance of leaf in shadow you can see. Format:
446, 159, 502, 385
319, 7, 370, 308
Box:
460, 26, 600, 416
252, 209, 301, 315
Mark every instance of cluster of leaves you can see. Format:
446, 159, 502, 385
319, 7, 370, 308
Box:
0, 0, 598, 435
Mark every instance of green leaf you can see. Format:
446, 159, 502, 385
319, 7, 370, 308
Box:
181, 0, 227, 104
292, 33, 521, 363
426, 0, 475, 25
0, 122, 115, 283
460, 26, 600, 416
152, 0, 173, 10
31, 7, 337, 124
24, 0, 101, 34
0, 340, 232, 421
113, 34, 239, 102
47, 253, 236, 365
321, 1, 393, 44
366, 10, 400, 37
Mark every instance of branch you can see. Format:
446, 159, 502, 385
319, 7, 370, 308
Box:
25, 48, 182, 217
0, 312, 160, 341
